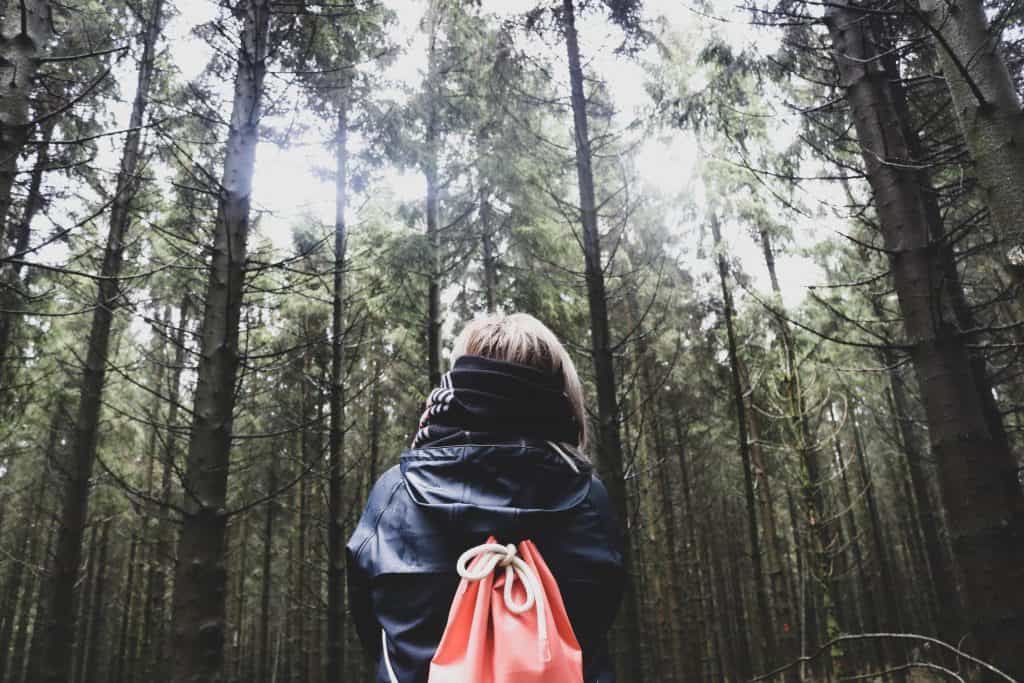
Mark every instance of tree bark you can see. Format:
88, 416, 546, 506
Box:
232, 514, 250, 683
113, 535, 138, 683
755, 229, 801, 679
560, 2, 643, 678
40, 3, 165, 679
827, 3, 1024, 676
921, 0, 1024, 293
882, 351, 963, 639
259, 461, 275, 683
480, 188, 497, 314
82, 520, 111, 683
831, 406, 884, 670
0, 0, 51, 245
22, 520, 54, 683
6, 523, 41, 683
0, 472, 45, 683
424, 0, 443, 388
674, 413, 718, 682
709, 216, 775, 676
169, 2, 270, 681
0, 120, 52, 394
73, 523, 100, 683
326, 94, 349, 683
144, 297, 188, 683
851, 410, 902, 640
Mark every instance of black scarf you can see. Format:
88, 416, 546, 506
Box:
411, 354, 580, 449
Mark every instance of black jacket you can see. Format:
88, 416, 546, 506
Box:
346, 441, 625, 682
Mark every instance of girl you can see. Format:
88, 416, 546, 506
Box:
347, 313, 625, 682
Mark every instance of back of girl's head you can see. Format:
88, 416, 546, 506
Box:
451, 313, 588, 448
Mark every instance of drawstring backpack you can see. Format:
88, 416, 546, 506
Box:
382, 443, 585, 683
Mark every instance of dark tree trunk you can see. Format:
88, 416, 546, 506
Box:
0, 0, 51, 251
0, 473, 45, 683
0, 515, 30, 682
259, 462, 276, 683
851, 411, 902, 640
73, 524, 100, 683
295, 431, 308, 683
169, 2, 270, 681
144, 297, 189, 683
827, 4, 1024, 676
367, 352, 381, 495
882, 353, 963, 639
921, 0, 1024, 292
831, 409, 884, 671
326, 96, 349, 683
82, 521, 111, 683
7, 530, 40, 683
710, 216, 775, 676
560, 2, 642, 677
40, 3, 165, 679
627, 289, 685, 681
232, 514, 250, 683
0, 121, 53, 396
22, 519, 55, 683
113, 536, 138, 683
424, 0, 443, 388
480, 188, 497, 314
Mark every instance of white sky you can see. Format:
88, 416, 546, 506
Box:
154, 0, 827, 309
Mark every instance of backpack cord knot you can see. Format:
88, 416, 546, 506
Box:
456, 541, 552, 663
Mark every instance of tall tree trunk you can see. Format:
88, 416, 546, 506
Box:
921, 0, 1024, 293
22, 518, 55, 683
259, 461, 276, 683
326, 94, 349, 683
759, 225, 835, 678
144, 297, 189, 683
136, 313, 167, 679
480, 188, 497, 314
0, 120, 53, 395
113, 536, 138, 683
831, 406, 883, 671
745, 373, 796, 677
367, 352, 381, 495
40, 3, 165, 679
169, 2, 270, 681
0, 0, 51, 247
0, 472, 45, 683
0, 516, 29, 682
850, 410, 902, 639
827, 4, 1024, 676
672, 414, 706, 682
424, 0, 443, 388
6, 525, 41, 683
709, 216, 775, 676
559, 2, 642, 677
82, 520, 111, 683
628, 289, 685, 681
882, 352, 962, 640
295, 431, 308, 683
73, 523, 100, 683
232, 514, 250, 683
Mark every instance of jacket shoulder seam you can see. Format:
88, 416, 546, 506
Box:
353, 477, 406, 562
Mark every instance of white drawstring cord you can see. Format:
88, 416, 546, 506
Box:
382, 629, 400, 683
456, 542, 552, 663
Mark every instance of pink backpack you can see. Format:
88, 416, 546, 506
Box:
413, 535, 583, 682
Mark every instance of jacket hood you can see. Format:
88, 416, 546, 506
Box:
400, 441, 592, 521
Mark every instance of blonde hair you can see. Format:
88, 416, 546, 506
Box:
451, 313, 588, 449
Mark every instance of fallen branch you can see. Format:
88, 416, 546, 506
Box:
751, 632, 1016, 683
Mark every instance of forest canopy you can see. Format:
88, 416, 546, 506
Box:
1, 0, 1023, 682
